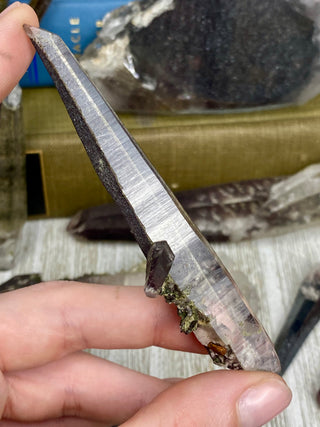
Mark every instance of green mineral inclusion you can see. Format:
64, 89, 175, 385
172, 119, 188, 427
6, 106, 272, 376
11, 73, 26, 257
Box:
160, 275, 210, 334
160, 275, 242, 369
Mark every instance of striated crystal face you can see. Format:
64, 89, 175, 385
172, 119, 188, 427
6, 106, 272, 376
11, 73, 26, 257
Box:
25, 24, 281, 373
157, 242, 280, 373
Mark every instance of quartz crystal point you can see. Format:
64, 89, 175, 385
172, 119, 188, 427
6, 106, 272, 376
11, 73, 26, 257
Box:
25, 24, 281, 373
80, 0, 318, 112
275, 266, 320, 373
68, 164, 320, 243
0, 274, 42, 293
0, 86, 27, 270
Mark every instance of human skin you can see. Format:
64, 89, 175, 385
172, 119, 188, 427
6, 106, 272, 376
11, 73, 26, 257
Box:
0, 3, 292, 426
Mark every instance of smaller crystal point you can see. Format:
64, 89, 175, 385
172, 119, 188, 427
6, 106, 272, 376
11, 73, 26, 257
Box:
144, 241, 174, 297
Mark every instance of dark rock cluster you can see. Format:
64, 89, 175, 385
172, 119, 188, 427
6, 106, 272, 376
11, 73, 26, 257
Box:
82, 0, 319, 112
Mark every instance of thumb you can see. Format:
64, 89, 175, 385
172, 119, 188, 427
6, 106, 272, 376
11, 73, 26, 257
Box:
0, 2, 39, 102
124, 371, 292, 427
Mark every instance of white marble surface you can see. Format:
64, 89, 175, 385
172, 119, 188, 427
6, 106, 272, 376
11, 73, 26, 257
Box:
0, 218, 319, 426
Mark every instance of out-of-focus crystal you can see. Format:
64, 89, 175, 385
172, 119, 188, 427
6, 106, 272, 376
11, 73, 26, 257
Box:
80, 0, 319, 113
0, 86, 27, 269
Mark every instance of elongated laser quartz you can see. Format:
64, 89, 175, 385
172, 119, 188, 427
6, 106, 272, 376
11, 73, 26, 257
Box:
24, 25, 281, 373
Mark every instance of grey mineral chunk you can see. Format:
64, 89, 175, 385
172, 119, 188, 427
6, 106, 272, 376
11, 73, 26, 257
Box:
80, 0, 319, 112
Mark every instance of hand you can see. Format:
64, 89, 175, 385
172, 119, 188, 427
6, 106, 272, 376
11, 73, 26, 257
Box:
0, 281, 291, 426
0, 4, 292, 426
0, 1, 38, 102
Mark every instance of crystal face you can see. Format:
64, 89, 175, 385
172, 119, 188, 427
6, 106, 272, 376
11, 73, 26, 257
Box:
157, 247, 280, 372
25, 24, 281, 373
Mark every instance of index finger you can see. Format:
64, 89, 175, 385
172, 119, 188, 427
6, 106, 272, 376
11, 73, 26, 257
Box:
0, 2, 39, 102
0, 281, 206, 372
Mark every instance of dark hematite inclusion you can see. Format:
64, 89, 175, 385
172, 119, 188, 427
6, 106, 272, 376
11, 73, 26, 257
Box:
129, 0, 317, 108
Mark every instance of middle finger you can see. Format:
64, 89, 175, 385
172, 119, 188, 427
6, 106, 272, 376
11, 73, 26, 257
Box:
2, 351, 171, 424
0, 282, 205, 372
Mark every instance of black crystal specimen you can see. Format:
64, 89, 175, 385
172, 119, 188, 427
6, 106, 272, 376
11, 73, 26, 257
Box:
81, 0, 318, 112
275, 267, 320, 374
145, 241, 175, 297
0, 274, 42, 293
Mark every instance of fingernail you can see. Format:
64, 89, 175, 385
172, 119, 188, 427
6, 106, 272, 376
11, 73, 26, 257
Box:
0, 2, 21, 17
237, 379, 292, 427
